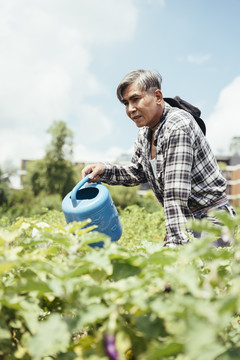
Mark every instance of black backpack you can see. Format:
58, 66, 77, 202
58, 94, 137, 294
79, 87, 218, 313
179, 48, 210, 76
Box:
164, 96, 206, 135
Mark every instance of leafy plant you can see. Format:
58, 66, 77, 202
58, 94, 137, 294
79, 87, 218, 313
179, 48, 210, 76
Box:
107, 185, 162, 213
0, 207, 240, 359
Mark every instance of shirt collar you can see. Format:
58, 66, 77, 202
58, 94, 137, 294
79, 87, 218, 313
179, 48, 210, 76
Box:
144, 102, 172, 143
153, 102, 171, 144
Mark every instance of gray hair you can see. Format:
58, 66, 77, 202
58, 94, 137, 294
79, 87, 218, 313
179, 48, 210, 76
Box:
117, 69, 162, 102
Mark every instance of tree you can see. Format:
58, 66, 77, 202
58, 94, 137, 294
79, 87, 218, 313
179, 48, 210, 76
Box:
46, 120, 73, 162
0, 168, 10, 205
23, 160, 46, 196
24, 121, 76, 198
44, 121, 76, 197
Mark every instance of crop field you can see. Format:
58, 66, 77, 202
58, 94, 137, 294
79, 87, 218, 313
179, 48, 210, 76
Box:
0, 206, 240, 360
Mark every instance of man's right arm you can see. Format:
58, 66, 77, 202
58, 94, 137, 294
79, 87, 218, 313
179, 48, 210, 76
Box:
81, 129, 148, 186
82, 160, 147, 186
100, 160, 147, 186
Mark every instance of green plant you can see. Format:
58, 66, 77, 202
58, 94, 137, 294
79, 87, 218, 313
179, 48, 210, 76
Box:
1, 189, 63, 221
119, 205, 166, 250
0, 208, 240, 359
107, 185, 162, 213
107, 185, 142, 210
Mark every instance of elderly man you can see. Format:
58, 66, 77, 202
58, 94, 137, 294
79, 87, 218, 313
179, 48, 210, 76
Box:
82, 69, 234, 247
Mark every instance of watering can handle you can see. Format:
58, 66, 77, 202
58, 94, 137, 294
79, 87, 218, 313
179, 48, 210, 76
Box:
71, 174, 101, 207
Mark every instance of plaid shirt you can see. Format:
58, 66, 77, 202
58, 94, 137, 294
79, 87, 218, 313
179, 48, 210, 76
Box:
101, 102, 228, 245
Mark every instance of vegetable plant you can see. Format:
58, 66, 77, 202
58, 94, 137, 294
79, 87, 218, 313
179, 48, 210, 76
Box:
0, 207, 240, 359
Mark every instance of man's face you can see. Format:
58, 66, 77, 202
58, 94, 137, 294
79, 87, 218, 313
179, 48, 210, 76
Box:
121, 81, 163, 129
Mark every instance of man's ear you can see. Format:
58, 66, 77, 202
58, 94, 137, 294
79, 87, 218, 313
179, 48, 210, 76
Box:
154, 89, 163, 104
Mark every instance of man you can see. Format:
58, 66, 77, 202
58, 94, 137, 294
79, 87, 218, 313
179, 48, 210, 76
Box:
82, 69, 234, 247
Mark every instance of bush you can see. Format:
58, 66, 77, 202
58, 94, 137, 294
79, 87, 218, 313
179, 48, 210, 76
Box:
0, 182, 10, 206
119, 205, 166, 249
107, 185, 162, 213
1, 189, 62, 222
137, 189, 162, 213
107, 184, 142, 209
2, 188, 36, 220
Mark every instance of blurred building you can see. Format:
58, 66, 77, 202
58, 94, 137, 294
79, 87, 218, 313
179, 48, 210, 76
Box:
217, 154, 240, 207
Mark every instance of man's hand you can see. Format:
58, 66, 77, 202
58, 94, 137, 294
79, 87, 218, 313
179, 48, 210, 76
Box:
81, 163, 105, 183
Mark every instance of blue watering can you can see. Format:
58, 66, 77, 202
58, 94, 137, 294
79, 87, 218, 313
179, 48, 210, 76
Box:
62, 175, 122, 247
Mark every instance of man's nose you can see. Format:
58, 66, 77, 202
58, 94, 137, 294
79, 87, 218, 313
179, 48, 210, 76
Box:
128, 102, 136, 114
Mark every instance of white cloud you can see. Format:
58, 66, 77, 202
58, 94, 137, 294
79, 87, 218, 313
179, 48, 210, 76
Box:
73, 104, 113, 145
206, 76, 240, 155
0, 0, 137, 167
0, 129, 47, 164
187, 53, 212, 65
73, 143, 133, 163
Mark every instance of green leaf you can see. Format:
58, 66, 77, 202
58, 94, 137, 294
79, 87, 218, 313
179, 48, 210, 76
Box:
185, 316, 224, 359
77, 303, 113, 329
0, 260, 15, 274
41, 231, 71, 247
8, 279, 51, 295
19, 302, 42, 334
146, 249, 177, 266
134, 314, 168, 339
143, 342, 184, 359
112, 260, 141, 280
0, 327, 10, 340
23, 313, 70, 360
218, 348, 240, 360
187, 218, 222, 235
218, 296, 239, 315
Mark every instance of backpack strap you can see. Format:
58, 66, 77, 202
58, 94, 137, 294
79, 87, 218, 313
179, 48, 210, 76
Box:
164, 96, 206, 135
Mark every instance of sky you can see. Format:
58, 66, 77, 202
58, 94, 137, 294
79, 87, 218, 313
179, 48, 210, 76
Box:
0, 0, 240, 178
